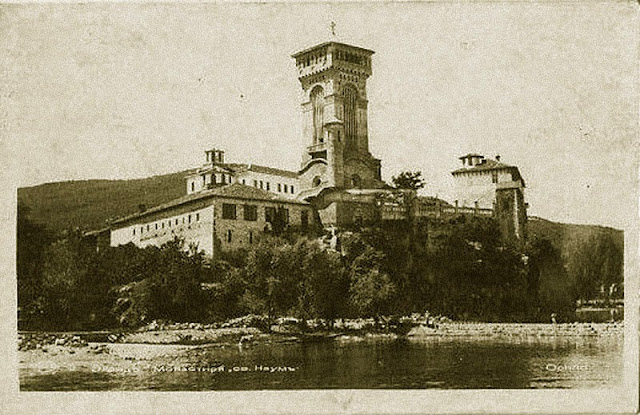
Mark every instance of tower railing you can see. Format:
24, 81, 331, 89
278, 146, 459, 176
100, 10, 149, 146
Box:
307, 142, 327, 153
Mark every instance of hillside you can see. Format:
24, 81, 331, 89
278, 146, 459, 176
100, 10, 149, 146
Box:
18, 173, 624, 265
527, 217, 623, 261
18, 170, 194, 234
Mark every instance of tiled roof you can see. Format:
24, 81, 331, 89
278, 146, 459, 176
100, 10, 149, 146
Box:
187, 165, 234, 177
189, 163, 299, 179
84, 227, 110, 237
458, 153, 484, 159
111, 183, 307, 226
292, 41, 375, 58
417, 196, 452, 207
451, 159, 516, 175
240, 164, 299, 179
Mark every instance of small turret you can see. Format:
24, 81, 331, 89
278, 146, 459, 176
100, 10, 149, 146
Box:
205, 148, 225, 164
459, 153, 485, 168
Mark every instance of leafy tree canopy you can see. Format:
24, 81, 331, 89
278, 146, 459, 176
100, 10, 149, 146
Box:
391, 171, 426, 190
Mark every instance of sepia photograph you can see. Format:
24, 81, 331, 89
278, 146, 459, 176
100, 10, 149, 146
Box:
2, 0, 638, 413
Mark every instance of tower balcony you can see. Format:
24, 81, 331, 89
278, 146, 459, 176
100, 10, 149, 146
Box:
307, 142, 327, 155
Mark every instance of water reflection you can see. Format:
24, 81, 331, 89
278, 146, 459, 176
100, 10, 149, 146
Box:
21, 336, 622, 391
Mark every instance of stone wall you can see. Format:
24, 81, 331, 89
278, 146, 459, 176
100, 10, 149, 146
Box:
343, 156, 383, 189
495, 187, 527, 243
111, 197, 313, 257
453, 169, 513, 209
111, 204, 215, 256
213, 198, 313, 252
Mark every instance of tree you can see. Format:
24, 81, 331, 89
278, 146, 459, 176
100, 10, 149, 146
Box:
243, 238, 303, 328
391, 171, 426, 190
348, 246, 396, 321
569, 232, 623, 302
17, 203, 52, 327
302, 243, 350, 327
157, 239, 207, 322
108, 237, 208, 326
527, 236, 575, 320
40, 231, 92, 329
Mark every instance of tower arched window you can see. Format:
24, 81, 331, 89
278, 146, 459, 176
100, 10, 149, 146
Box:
343, 84, 358, 148
310, 86, 325, 144
351, 174, 362, 188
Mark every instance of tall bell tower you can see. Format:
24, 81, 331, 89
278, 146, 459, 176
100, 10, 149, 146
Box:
293, 41, 383, 198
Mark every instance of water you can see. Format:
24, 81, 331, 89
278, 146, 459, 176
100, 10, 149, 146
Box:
20, 336, 622, 391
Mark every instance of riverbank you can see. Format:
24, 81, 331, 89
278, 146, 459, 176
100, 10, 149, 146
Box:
19, 321, 624, 386
407, 322, 624, 337
19, 320, 623, 349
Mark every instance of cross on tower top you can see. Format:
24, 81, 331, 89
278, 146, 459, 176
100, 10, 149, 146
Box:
330, 21, 336, 37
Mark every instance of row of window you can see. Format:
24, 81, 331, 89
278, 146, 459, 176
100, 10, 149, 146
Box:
133, 212, 200, 236
299, 48, 327, 68
221, 203, 309, 228
222, 203, 289, 223
224, 230, 253, 244
336, 50, 364, 65
190, 175, 296, 195
191, 173, 235, 192
243, 179, 295, 194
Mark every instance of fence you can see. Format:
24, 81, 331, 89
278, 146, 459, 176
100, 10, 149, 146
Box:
380, 203, 494, 221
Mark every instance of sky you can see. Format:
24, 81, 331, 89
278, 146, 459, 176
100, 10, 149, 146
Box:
1, 2, 638, 230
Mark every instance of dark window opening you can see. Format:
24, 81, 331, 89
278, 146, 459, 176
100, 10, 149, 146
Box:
222, 203, 237, 220
265, 206, 276, 223
310, 86, 325, 144
351, 174, 362, 188
343, 84, 358, 148
244, 205, 258, 221
354, 215, 363, 227
227, 230, 232, 243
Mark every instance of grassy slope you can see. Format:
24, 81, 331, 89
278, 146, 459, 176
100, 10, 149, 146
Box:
18, 170, 194, 233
